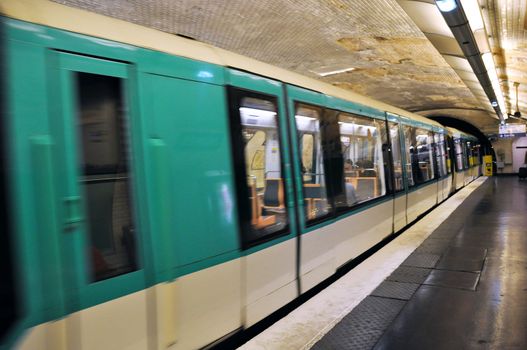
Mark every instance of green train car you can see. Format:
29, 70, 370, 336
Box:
0, 1, 482, 349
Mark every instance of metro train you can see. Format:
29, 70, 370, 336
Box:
0, 1, 482, 349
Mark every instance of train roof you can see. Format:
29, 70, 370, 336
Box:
447, 127, 478, 140
2, 0, 444, 130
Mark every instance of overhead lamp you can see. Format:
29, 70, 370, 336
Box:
313, 67, 356, 77
436, 0, 458, 12
295, 115, 316, 121
435, 0, 506, 121
459, 0, 484, 31
239, 107, 276, 118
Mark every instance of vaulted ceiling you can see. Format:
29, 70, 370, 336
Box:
54, 0, 527, 134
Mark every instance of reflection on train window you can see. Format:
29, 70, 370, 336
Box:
461, 140, 470, 169
389, 122, 403, 191
445, 138, 452, 174
336, 113, 386, 208
411, 128, 435, 184
239, 96, 287, 241
454, 138, 464, 171
472, 144, 480, 165
467, 141, 474, 166
434, 133, 447, 177
294, 103, 331, 221
76, 73, 138, 282
403, 125, 415, 187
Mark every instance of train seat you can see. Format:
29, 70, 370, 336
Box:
263, 178, 285, 214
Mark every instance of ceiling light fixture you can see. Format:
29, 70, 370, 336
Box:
513, 82, 521, 118
436, 0, 458, 12
435, 0, 506, 121
314, 67, 356, 77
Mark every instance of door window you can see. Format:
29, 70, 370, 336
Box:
294, 103, 332, 221
388, 122, 404, 191
335, 112, 387, 208
76, 72, 138, 282
229, 91, 289, 246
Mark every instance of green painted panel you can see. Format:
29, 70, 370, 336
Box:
286, 85, 325, 105
139, 73, 240, 270
146, 138, 174, 283
325, 95, 385, 120
6, 38, 56, 328
140, 50, 224, 85
386, 112, 400, 123
58, 51, 128, 77
30, 136, 65, 319
397, 114, 436, 131
227, 68, 282, 95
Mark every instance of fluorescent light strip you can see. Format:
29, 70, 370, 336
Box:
239, 107, 276, 117
460, 0, 484, 31
482, 53, 506, 112
436, 0, 458, 12
315, 67, 355, 77
295, 115, 316, 121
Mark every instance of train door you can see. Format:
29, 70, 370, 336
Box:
387, 114, 407, 231
285, 85, 334, 293
139, 67, 242, 349
226, 69, 298, 327
446, 135, 457, 193
49, 52, 149, 349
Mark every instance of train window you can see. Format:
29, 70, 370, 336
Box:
469, 145, 472, 166
434, 133, 447, 177
405, 126, 435, 186
445, 138, 452, 174
388, 122, 404, 191
403, 125, 415, 187
335, 113, 387, 208
462, 140, 470, 169
230, 92, 288, 245
473, 144, 481, 165
294, 104, 332, 222
413, 128, 435, 184
76, 73, 138, 282
454, 138, 464, 171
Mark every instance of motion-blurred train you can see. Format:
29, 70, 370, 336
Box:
0, 1, 482, 349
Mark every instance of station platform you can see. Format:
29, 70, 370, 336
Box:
239, 176, 527, 349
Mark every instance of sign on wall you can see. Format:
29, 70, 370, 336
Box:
498, 123, 526, 138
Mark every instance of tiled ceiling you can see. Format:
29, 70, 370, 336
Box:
54, 0, 506, 131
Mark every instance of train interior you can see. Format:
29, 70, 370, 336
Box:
295, 104, 331, 221
240, 96, 288, 238
337, 113, 386, 206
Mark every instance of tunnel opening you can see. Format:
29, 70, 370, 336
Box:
427, 116, 494, 158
